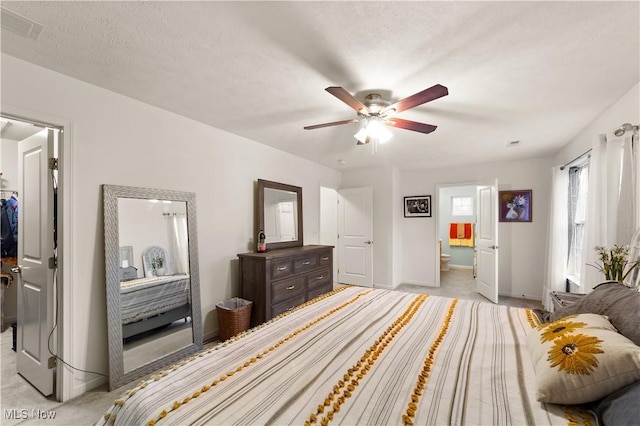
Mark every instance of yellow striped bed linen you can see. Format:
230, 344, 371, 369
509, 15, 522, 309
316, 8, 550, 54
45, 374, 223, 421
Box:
99, 286, 595, 425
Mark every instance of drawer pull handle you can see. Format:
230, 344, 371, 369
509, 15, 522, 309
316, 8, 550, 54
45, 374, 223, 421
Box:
321, 257, 329, 261
277, 266, 288, 271
316, 275, 324, 280
302, 261, 311, 265
286, 285, 296, 290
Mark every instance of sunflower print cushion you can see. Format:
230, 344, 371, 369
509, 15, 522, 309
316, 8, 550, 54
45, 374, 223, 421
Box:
526, 313, 640, 405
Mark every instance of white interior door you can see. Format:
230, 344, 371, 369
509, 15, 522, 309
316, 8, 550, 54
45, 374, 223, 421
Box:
17, 128, 55, 396
476, 181, 499, 304
338, 187, 373, 287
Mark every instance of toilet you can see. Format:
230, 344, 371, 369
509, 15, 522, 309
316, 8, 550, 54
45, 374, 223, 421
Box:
439, 240, 452, 271
440, 253, 452, 271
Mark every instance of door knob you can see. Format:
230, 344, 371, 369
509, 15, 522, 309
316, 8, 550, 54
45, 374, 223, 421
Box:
364, 240, 373, 245
489, 245, 499, 249
11, 266, 21, 274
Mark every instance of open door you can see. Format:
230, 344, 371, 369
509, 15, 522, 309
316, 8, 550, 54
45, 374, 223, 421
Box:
476, 181, 499, 304
337, 187, 373, 287
16, 128, 56, 396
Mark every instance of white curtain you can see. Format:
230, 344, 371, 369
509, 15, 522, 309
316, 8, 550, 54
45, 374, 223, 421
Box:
166, 213, 189, 274
542, 166, 569, 310
580, 133, 637, 292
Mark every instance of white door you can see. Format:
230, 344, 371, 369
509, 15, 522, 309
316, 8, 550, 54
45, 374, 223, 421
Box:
476, 181, 499, 304
17, 128, 55, 396
338, 187, 373, 287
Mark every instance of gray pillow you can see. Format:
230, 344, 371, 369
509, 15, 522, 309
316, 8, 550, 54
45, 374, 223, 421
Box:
549, 282, 640, 346
592, 380, 640, 426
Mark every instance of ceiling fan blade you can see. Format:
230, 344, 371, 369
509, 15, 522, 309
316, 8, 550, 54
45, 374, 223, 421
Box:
385, 118, 437, 134
304, 118, 359, 130
385, 84, 448, 114
325, 87, 369, 115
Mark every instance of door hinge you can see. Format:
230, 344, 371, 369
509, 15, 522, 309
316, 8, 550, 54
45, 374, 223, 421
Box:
48, 257, 57, 269
48, 158, 58, 170
48, 356, 57, 369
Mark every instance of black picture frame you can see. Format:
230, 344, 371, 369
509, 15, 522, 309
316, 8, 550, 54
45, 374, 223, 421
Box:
404, 195, 432, 218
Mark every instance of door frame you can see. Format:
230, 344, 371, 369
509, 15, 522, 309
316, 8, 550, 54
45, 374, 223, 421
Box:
435, 181, 497, 289
1, 105, 73, 401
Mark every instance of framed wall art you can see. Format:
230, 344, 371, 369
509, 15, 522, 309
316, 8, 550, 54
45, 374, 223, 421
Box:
498, 190, 532, 222
404, 195, 432, 218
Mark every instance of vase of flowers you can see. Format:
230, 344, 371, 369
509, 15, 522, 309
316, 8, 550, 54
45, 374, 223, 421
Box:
589, 245, 640, 284
152, 255, 165, 276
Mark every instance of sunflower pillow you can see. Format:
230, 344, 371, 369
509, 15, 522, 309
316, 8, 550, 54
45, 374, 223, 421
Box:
527, 313, 640, 405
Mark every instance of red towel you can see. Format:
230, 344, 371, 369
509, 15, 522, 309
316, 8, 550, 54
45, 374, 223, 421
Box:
449, 223, 472, 239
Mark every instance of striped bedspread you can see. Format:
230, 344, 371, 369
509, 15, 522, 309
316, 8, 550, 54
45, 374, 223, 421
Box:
120, 275, 190, 325
100, 286, 595, 425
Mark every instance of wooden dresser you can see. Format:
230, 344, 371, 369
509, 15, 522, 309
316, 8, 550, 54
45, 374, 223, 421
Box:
238, 245, 333, 326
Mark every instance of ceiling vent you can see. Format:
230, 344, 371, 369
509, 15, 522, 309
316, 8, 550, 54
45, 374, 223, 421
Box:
1, 7, 43, 40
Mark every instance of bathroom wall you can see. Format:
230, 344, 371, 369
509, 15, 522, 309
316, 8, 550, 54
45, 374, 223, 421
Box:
438, 185, 476, 267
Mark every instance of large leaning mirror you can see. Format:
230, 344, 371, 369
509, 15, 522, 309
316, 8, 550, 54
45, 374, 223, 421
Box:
257, 179, 303, 250
103, 185, 203, 390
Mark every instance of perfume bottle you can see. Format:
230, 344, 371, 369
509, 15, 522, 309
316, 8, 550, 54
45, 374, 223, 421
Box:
257, 230, 266, 252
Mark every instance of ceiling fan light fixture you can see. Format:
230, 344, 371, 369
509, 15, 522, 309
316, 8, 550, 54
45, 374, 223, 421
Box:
367, 118, 392, 144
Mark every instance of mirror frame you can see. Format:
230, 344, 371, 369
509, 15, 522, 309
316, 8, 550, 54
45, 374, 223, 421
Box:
103, 184, 203, 390
257, 179, 303, 250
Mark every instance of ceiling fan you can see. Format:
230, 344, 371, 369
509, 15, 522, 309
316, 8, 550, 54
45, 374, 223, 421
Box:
304, 84, 448, 145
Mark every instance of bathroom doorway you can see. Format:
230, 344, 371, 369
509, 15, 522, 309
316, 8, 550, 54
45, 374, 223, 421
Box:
435, 184, 478, 289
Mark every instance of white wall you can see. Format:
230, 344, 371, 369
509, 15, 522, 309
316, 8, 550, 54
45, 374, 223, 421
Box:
345, 157, 553, 299
555, 83, 640, 166
1, 54, 341, 397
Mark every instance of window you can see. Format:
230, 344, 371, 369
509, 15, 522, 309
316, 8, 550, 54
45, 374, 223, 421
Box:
567, 164, 589, 284
451, 196, 473, 216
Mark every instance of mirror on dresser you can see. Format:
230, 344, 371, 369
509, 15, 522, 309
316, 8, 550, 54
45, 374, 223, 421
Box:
257, 179, 303, 250
240, 179, 334, 327
103, 185, 202, 390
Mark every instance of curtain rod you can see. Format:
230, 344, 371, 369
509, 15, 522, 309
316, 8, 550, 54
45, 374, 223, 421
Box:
560, 149, 591, 170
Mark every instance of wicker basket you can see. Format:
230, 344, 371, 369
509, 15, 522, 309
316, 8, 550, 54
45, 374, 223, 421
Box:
216, 297, 252, 341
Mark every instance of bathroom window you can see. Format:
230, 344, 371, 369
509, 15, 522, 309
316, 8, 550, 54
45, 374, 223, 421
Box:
451, 196, 473, 216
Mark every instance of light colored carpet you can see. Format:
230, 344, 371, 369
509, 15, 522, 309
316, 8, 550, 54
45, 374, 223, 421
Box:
395, 267, 542, 309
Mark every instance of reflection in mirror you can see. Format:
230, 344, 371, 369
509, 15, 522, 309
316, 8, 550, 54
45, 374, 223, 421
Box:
263, 187, 298, 244
103, 185, 202, 390
257, 179, 303, 250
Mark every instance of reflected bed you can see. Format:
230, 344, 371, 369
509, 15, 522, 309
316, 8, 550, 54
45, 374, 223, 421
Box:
100, 286, 601, 425
120, 274, 191, 339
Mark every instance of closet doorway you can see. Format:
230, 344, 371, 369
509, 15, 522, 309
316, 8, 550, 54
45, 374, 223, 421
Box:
1, 115, 62, 402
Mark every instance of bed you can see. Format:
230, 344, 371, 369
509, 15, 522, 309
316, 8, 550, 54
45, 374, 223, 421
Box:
120, 274, 191, 339
99, 284, 640, 425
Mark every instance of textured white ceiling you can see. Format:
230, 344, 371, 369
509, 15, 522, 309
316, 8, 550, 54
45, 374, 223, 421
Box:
2, 1, 638, 171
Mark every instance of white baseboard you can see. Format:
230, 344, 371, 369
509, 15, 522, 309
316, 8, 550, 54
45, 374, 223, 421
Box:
449, 264, 473, 270
373, 283, 394, 290
498, 291, 541, 301
399, 279, 433, 287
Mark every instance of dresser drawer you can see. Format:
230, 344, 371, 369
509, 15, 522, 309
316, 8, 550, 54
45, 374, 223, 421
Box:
292, 253, 318, 274
306, 267, 331, 291
272, 294, 306, 317
318, 250, 332, 267
307, 283, 332, 300
270, 258, 293, 280
271, 276, 305, 305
